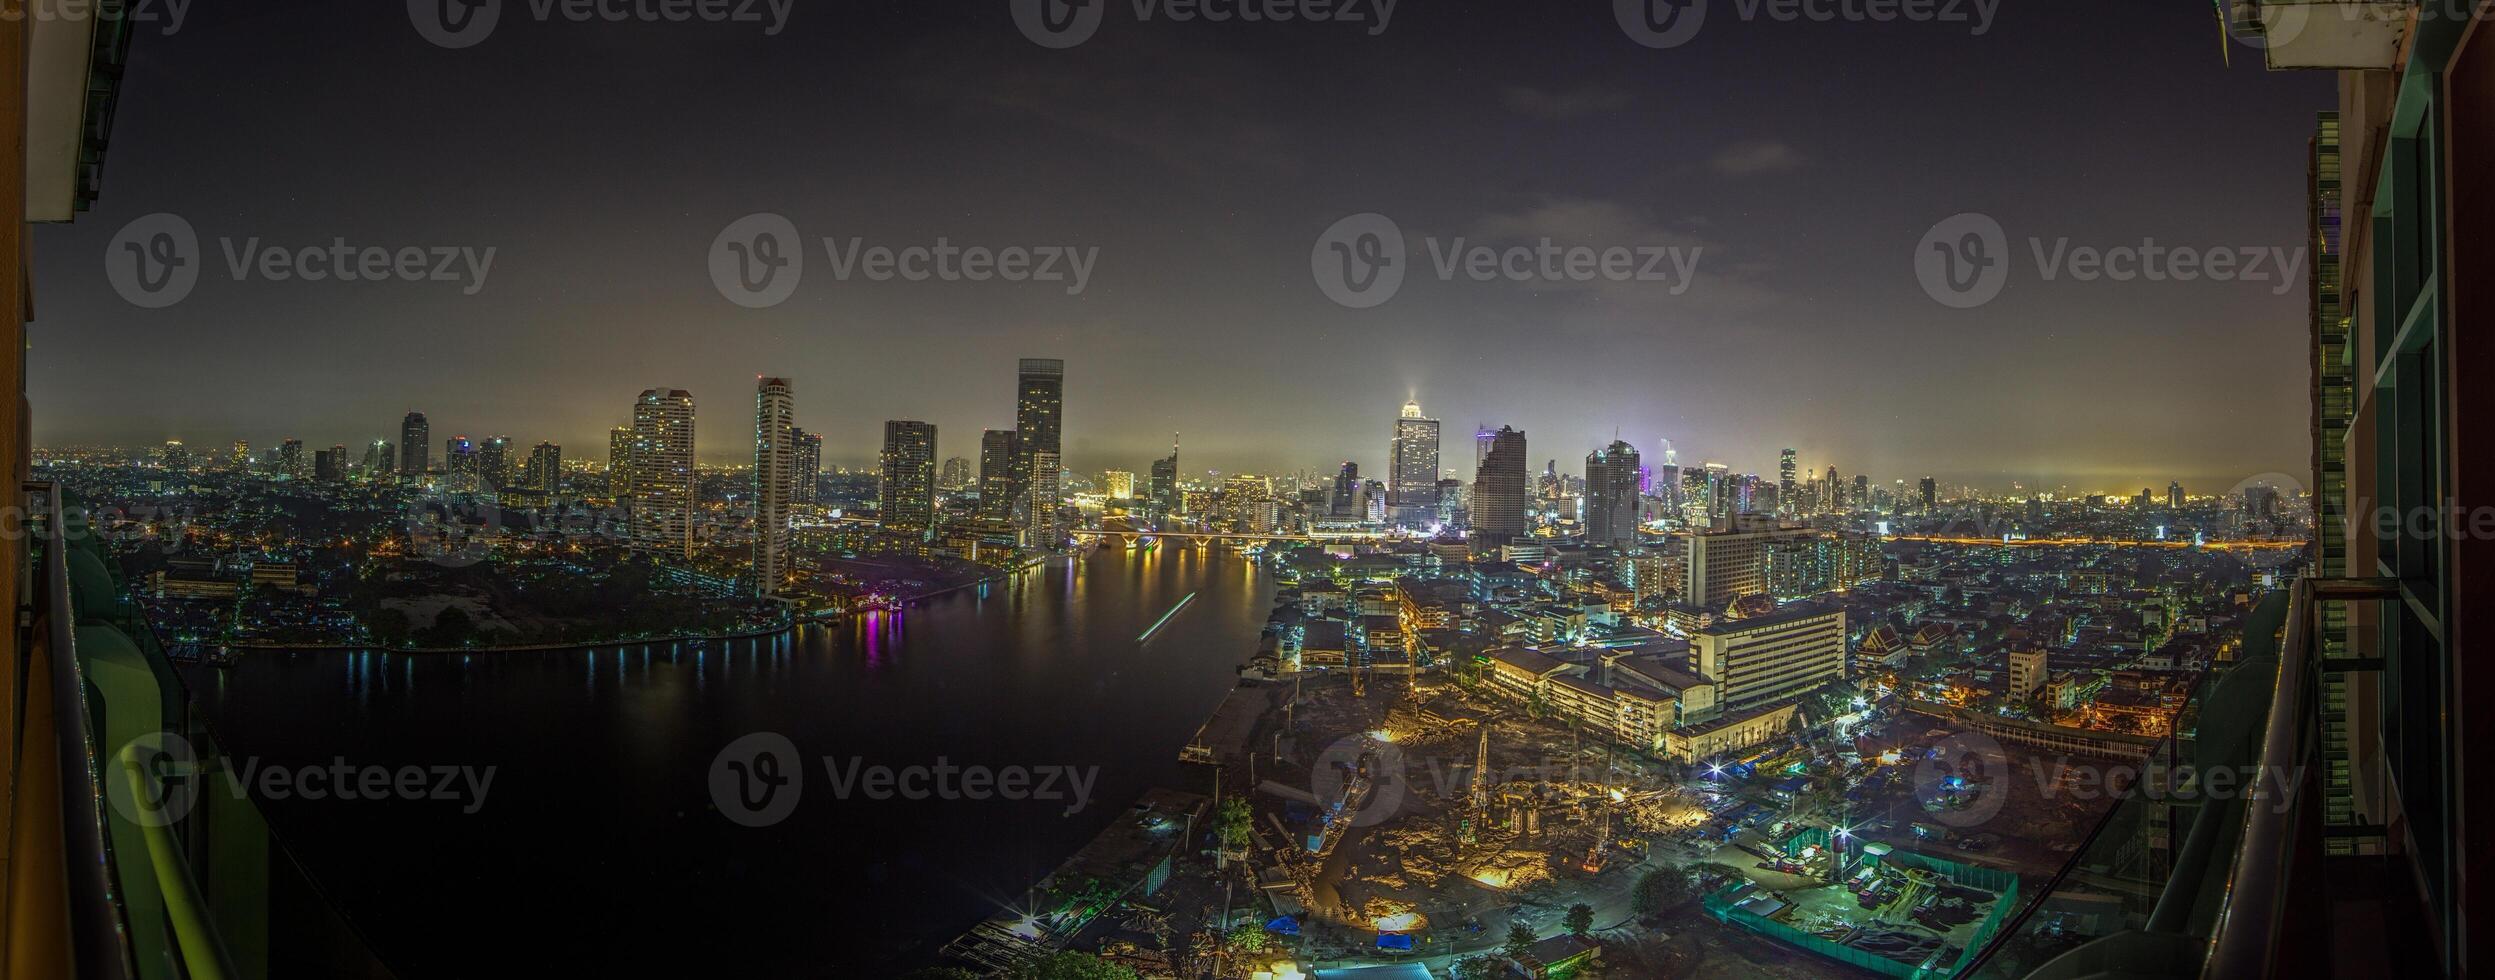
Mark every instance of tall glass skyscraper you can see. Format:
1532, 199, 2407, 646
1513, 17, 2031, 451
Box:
1469, 426, 1528, 546
1013, 358, 1065, 543
978, 428, 1020, 521
880, 420, 938, 534
1389, 399, 1440, 527
753, 377, 795, 596
399, 411, 430, 477
1585, 439, 1641, 548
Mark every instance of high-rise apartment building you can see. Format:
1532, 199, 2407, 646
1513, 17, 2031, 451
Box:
480, 436, 512, 489
792, 427, 823, 505
978, 429, 1020, 521
1389, 400, 1440, 526
1918, 476, 1937, 513
939, 456, 974, 492
279, 438, 305, 478
1012, 358, 1064, 542
753, 378, 795, 596
608, 427, 635, 498
880, 420, 938, 534
1585, 440, 1641, 548
526, 442, 562, 492
1469, 426, 1528, 545
446, 436, 478, 479
1777, 449, 1798, 516
400, 411, 430, 477
629, 389, 697, 558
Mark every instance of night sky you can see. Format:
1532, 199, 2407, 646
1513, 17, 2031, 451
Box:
32, 1, 2331, 493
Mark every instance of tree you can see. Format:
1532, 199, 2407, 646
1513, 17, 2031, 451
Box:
1216, 797, 1254, 850
898, 970, 979, 980
1453, 955, 1502, 980
1504, 923, 1539, 961
1564, 903, 1595, 937
1011, 952, 1141, 980
1629, 868, 1689, 916
1225, 924, 1269, 955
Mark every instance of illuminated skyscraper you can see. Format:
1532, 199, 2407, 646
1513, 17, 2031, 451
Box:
1012, 358, 1065, 542
1469, 426, 1528, 545
754, 378, 795, 596
312, 446, 341, 482
1100, 470, 1134, 499
1389, 400, 1441, 526
629, 389, 697, 558
1778, 449, 1798, 516
229, 439, 251, 471
480, 436, 512, 489
1919, 476, 1937, 513
399, 412, 429, 476
880, 420, 938, 534
939, 456, 974, 492
978, 429, 1019, 521
792, 428, 823, 506
1330, 461, 1362, 519
278, 438, 305, 478
364, 440, 393, 477
1585, 440, 1641, 547
1149, 434, 1179, 516
446, 436, 477, 478
526, 442, 562, 492
608, 427, 634, 497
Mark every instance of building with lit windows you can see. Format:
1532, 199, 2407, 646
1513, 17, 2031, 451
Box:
880, 420, 938, 534
754, 378, 795, 595
629, 389, 697, 558
1389, 400, 1440, 526
1585, 440, 1641, 548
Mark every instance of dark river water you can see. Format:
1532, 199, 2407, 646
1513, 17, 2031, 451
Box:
183, 546, 1275, 977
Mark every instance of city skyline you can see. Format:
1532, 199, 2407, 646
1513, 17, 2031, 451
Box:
24, 3, 2324, 492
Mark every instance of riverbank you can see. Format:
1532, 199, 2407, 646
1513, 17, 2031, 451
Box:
225, 554, 1061, 655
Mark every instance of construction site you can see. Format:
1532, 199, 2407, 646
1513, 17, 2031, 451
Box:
1181, 666, 1710, 967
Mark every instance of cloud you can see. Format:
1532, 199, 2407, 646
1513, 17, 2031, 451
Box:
1500, 85, 1631, 120
1710, 140, 1806, 176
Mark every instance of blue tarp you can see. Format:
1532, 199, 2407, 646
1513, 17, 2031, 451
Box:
1374, 933, 1414, 951
1267, 916, 1301, 936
